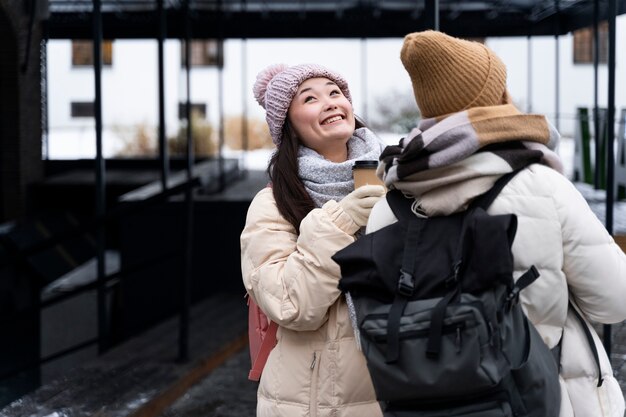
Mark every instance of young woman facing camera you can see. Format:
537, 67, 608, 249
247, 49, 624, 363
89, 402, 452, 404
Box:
240, 64, 386, 417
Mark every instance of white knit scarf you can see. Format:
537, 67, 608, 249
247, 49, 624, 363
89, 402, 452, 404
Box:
298, 127, 386, 207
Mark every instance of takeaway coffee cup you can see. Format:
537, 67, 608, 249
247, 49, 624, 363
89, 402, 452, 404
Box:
353, 160, 385, 189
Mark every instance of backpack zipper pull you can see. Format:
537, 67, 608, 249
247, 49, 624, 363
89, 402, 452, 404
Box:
453, 260, 462, 281
455, 327, 462, 353
310, 352, 317, 370
445, 261, 463, 287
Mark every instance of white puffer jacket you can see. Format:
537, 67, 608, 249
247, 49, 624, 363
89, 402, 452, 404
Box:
367, 164, 626, 417
241, 188, 382, 417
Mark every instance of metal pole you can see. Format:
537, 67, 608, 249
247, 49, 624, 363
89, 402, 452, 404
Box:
425, 0, 439, 30
527, 35, 532, 113
41, 37, 49, 160
158, 0, 169, 191
241, 38, 248, 175
240, 0, 248, 174
593, 0, 600, 189
554, 0, 560, 132
185, 13, 192, 181
217, 0, 225, 192
179, 0, 193, 362
92, 0, 108, 354
606, 0, 617, 240
218, 41, 225, 191
361, 37, 368, 122
604, 0, 618, 359
20, 0, 37, 73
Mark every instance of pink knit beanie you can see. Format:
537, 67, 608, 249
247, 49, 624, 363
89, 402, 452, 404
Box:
253, 63, 352, 146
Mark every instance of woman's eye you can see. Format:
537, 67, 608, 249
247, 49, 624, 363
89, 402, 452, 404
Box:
330, 89, 341, 96
304, 96, 315, 103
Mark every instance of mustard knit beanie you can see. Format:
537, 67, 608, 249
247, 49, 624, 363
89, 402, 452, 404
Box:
401, 30, 508, 118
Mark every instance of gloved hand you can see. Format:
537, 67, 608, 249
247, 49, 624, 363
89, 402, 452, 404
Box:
339, 185, 386, 229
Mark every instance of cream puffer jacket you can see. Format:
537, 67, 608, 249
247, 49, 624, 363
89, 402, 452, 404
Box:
367, 164, 626, 417
240, 187, 382, 417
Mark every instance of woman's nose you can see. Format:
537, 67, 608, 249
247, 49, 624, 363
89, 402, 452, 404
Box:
324, 101, 338, 111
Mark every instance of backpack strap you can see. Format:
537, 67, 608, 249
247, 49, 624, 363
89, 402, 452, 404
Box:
504, 266, 540, 307
471, 169, 524, 211
457, 167, 527, 294
426, 287, 460, 358
386, 189, 414, 223
386, 219, 425, 364
569, 300, 604, 387
248, 321, 278, 382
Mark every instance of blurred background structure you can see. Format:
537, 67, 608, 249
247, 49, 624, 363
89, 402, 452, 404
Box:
0, 1, 626, 415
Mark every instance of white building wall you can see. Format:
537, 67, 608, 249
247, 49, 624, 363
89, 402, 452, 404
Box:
47, 39, 215, 158
47, 18, 625, 158
488, 14, 626, 137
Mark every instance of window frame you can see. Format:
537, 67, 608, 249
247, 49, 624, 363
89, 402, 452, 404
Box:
573, 22, 608, 65
71, 40, 114, 67
178, 103, 208, 120
70, 101, 96, 118
180, 40, 224, 68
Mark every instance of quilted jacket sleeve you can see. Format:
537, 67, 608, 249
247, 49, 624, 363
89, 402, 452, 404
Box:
549, 170, 626, 323
240, 188, 358, 332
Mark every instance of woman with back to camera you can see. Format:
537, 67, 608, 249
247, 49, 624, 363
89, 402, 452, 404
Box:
240, 63, 386, 417
367, 31, 626, 417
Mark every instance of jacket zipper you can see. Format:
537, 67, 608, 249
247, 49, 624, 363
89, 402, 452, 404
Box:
309, 351, 320, 417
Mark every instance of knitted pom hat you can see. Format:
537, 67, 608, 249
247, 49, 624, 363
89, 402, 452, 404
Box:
253, 63, 352, 145
401, 30, 508, 118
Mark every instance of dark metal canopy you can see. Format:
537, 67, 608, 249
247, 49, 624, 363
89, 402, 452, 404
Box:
46, 0, 626, 39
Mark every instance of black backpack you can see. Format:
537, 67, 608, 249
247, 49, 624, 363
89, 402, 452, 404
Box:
332, 171, 561, 417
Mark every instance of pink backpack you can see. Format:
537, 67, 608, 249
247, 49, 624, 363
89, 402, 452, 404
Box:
247, 295, 278, 381
247, 182, 278, 381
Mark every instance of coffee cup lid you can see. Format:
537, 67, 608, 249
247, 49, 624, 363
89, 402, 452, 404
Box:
353, 160, 378, 169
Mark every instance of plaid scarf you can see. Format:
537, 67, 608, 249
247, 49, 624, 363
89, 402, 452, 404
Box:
378, 104, 564, 216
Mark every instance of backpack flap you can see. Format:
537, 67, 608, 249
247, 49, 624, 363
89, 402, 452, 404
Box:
334, 225, 407, 301
460, 207, 518, 294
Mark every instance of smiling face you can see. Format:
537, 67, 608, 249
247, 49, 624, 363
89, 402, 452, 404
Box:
287, 77, 355, 162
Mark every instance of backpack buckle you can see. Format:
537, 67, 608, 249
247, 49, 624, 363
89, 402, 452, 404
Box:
398, 270, 415, 296
505, 286, 521, 309
453, 260, 462, 280
445, 261, 463, 287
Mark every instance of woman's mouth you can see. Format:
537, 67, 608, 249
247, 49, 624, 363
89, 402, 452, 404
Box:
321, 115, 344, 125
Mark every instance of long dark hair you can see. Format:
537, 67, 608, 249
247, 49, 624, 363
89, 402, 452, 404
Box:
268, 117, 366, 233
